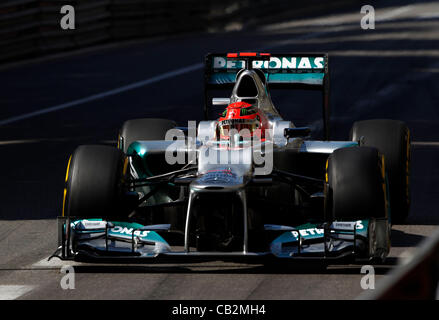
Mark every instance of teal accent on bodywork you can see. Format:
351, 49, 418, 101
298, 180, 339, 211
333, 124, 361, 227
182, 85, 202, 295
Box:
267, 73, 324, 85
209, 72, 325, 86
340, 142, 358, 148
108, 221, 167, 243
271, 220, 369, 245
125, 141, 175, 205
71, 219, 169, 245
126, 141, 154, 178
127, 141, 146, 158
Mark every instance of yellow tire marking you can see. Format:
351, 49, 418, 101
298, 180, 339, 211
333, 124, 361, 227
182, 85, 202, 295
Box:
122, 157, 129, 176
65, 155, 72, 183
325, 158, 329, 183
62, 188, 67, 217
62, 155, 72, 217
381, 154, 388, 216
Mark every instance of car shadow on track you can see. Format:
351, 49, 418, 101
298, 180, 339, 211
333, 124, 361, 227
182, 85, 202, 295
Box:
391, 229, 426, 247
68, 261, 395, 275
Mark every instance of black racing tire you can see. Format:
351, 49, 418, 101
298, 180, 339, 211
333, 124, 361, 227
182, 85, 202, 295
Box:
64, 145, 126, 219
326, 147, 387, 220
350, 119, 411, 223
118, 118, 183, 229
119, 118, 177, 153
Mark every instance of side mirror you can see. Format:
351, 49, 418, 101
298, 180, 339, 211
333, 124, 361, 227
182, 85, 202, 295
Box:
212, 98, 231, 106
284, 127, 311, 139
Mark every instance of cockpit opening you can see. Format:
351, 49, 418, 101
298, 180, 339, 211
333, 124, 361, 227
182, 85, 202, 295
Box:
237, 75, 258, 98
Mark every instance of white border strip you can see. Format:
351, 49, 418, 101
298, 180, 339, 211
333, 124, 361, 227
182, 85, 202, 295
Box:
0, 285, 34, 300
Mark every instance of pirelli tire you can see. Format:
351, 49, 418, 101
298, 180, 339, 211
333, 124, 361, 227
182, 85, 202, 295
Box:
118, 118, 182, 228
350, 119, 411, 223
119, 118, 177, 153
118, 117, 179, 183
325, 147, 388, 221
63, 145, 126, 219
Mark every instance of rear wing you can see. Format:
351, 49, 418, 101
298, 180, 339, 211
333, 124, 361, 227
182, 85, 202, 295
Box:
203, 52, 331, 139
205, 52, 328, 87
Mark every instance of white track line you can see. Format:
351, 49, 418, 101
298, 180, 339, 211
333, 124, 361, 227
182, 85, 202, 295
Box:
0, 139, 117, 146
0, 31, 323, 127
0, 139, 42, 146
0, 285, 34, 300
32, 256, 82, 269
0, 63, 203, 126
411, 141, 439, 147
376, 5, 413, 22
0, 27, 328, 127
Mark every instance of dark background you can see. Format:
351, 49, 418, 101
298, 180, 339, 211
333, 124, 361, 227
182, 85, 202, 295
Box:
0, 0, 438, 299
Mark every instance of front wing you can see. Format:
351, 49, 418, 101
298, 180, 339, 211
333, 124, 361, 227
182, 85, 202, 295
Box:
52, 217, 390, 263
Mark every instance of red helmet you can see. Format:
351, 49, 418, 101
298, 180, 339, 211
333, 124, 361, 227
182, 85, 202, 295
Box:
217, 101, 262, 140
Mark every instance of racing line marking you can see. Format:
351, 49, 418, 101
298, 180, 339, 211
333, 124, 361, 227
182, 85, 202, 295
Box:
411, 141, 439, 147
32, 256, 82, 269
0, 139, 116, 146
376, 5, 413, 22
0, 30, 328, 127
0, 139, 42, 146
0, 285, 34, 300
0, 4, 416, 128
0, 24, 338, 128
0, 63, 203, 126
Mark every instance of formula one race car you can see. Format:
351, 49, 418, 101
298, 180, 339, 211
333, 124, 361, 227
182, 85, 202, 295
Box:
53, 52, 411, 263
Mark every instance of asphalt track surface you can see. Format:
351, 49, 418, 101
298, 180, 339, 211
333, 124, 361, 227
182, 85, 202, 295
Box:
0, 0, 439, 300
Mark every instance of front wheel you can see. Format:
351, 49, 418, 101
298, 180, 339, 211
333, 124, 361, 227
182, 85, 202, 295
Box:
325, 146, 391, 261
326, 146, 388, 221
63, 145, 126, 219
350, 119, 411, 223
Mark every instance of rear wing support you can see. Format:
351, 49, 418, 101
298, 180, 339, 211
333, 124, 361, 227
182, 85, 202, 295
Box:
203, 52, 330, 140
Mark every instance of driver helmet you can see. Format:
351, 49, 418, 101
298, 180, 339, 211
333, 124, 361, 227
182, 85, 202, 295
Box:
217, 101, 262, 140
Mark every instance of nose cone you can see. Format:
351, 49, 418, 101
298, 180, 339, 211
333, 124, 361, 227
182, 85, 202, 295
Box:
191, 168, 248, 192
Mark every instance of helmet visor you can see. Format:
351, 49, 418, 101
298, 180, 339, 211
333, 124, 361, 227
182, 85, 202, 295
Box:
219, 120, 259, 138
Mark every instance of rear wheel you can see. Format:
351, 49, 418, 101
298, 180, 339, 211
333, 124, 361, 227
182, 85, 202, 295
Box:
63, 145, 126, 219
326, 147, 387, 220
350, 119, 411, 222
119, 118, 176, 152
119, 118, 183, 229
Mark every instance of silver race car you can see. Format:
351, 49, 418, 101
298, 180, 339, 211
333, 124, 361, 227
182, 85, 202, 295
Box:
53, 52, 411, 263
